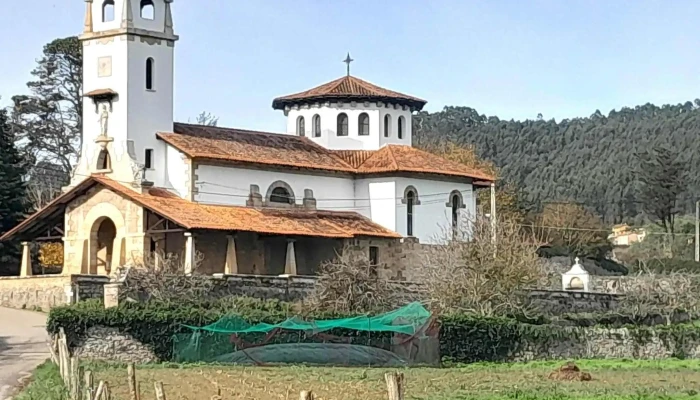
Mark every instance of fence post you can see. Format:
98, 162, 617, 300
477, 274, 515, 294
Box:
127, 363, 138, 400
385, 372, 404, 400
85, 371, 94, 400
300, 391, 314, 400
154, 382, 167, 400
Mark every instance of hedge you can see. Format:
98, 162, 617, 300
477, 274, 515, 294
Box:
47, 299, 700, 363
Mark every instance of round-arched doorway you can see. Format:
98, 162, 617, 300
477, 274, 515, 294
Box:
91, 218, 116, 275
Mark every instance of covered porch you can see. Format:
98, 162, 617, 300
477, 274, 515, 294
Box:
0, 175, 400, 279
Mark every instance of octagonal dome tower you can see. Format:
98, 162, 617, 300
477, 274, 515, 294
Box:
273, 71, 427, 151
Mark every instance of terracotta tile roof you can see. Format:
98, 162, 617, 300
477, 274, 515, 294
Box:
272, 75, 427, 111
344, 145, 496, 181
159, 124, 494, 182
0, 176, 400, 241
334, 150, 375, 168
158, 123, 356, 174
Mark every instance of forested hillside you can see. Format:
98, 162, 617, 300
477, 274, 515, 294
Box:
413, 102, 700, 223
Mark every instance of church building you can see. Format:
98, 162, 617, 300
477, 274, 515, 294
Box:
1, 0, 494, 281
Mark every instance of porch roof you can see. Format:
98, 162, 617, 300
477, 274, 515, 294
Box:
1, 176, 401, 241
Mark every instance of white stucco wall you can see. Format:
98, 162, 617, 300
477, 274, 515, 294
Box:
194, 165, 356, 209
81, 0, 175, 187
165, 144, 188, 198
354, 176, 476, 244
286, 103, 413, 150
393, 177, 476, 244
126, 39, 175, 186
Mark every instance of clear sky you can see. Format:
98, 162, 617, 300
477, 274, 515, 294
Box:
2, 1, 700, 132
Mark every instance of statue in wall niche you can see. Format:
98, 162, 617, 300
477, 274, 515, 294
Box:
99, 104, 109, 136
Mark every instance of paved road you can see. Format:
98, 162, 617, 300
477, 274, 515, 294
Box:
0, 308, 48, 400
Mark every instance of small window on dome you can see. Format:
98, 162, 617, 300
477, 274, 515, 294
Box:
398, 116, 405, 139
297, 116, 306, 137
358, 113, 370, 136
312, 114, 321, 137
337, 113, 349, 137
384, 114, 391, 138
140, 0, 155, 20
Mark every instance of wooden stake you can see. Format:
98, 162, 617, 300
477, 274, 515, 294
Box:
48, 342, 59, 365
299, 390, 314, 400
385, 372, 404, 400
137, 382, 141, 400
69, 356, 80, 399
127, 363, 138, 400
103, 382, 111, 400
94, 381, 105, 400
154, 382, 167, 400
85, 371, 94, 400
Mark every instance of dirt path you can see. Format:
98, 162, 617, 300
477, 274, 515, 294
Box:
0, 307, 48, 400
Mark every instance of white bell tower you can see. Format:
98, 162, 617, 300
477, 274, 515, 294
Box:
71, 0, 178, 189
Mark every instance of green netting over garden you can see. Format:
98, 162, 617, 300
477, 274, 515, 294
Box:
173, 302, 440, 367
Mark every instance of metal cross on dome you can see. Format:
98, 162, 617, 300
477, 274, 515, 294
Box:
343, 53, 354, 76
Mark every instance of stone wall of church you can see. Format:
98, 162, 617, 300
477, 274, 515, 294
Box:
64, 186, 147, 274
345, 237, 430, 282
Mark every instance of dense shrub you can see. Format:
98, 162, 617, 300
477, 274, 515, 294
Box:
48, 298, 700, 363
439, 314, 571, 363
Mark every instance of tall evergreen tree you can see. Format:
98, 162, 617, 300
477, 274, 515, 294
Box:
636, 146, 686, 236
0, 109, 30, 275
413, 102, 700, 223
11, 36, 82, 178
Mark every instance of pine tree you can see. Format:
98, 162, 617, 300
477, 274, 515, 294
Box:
0, 109, 29, 275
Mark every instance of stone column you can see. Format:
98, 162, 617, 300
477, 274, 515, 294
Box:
283, 239, 298, 276
110, 236, 124, 274
224, 234, 238, 275
20, 242, 32, 277
184, 232, 195, 275
104, 283, 122, 308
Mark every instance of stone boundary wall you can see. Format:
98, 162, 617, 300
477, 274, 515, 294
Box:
65, 324, 700, 364
527, 289, 621, 314
513, 327, 700, 361
70, 326, 159, 364
0, 274, 111, 310
123, 273, 424, 304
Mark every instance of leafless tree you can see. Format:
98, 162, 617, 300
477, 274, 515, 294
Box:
309, 245, 402, 313
120, 250, 209, 303
422, 215, 545, 316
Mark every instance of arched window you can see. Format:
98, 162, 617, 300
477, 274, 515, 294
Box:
312, 114, 321, 137
398, 116, 405, 139
358, 113, 370, 136
97, 149, 111, 171
296, 116, 305, 137
451, 193, 461, 234
406, 190, 416, 237
384, 114, 391, 137
146, 58, 155, 90
447, 190, 465, 239
140, 0, 155, 20
403, 186, 420, 237
102, 0, 116, 22
266, 181, 295, 206
337, 113, 349, 136
270, 188, 292, 204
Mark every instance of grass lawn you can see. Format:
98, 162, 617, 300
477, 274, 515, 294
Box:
17, 359, 700, 399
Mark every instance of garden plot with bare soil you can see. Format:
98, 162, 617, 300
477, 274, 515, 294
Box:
79, 360, 700, 400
